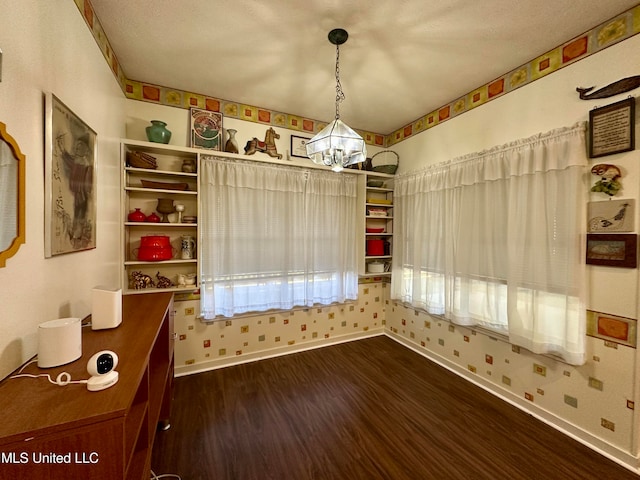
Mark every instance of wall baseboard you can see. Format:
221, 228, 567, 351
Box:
385, 331, 640, 475
174, 329, 385, 377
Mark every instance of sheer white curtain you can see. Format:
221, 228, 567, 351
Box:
199, 156, 358, 319
391, 123, 589, 364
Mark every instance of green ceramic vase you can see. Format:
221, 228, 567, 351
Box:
146, 120, 172, 144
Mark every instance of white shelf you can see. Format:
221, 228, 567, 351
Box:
125, 166, 198, 178
125, 222, 197, 227
125, 259, 197, 266
122, 139, 201, 157
125, 186, 198, 195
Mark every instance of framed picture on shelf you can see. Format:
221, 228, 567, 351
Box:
44, 92, 97, 257
290, 135, 311, 158
586, 233, 637, 268
189, 108, 223, 151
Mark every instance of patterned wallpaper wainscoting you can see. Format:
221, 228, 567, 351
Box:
174, 282, 388, 376
385, 302, 637, 457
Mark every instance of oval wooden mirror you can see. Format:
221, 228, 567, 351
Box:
0, 122, 26, 267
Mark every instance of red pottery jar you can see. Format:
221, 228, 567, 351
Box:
127, 208, 146, 222
145, 212, 161, 223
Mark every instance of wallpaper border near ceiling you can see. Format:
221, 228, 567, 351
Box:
76, 0, 640, 148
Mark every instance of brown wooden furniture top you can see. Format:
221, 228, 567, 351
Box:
0, 292, 173, 446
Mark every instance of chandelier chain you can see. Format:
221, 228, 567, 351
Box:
334, 44, 345, 120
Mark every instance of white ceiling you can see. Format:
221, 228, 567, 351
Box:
90, 0, 639, 134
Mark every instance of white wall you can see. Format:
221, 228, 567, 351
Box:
0, 0, 126, 380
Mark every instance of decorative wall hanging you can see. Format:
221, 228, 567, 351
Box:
577, 75, 640, 100
588, 199, 634, 232
44, 92, 97, 257
588, 97, 635, 158
190, 108, 223, 150
586, 310, 637, 348
586, 233, 637, 268
244, 127, 282, 159
290, 135, 311, 158
590, 163, 622, 196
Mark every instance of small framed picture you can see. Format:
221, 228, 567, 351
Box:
586, 233, 637, 268
587, 310, 637, 347
290, 135, 311, 158
588, 199, 634, 232
190, 108, 223, 150
589, 97, 635, 158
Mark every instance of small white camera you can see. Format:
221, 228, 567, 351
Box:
86, 350, 119, 391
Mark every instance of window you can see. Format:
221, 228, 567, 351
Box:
390, 123, 589, 365
199, 157, 358, 319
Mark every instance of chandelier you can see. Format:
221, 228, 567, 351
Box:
305, 28, 367, 172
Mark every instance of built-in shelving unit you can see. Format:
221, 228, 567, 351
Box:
121, 140, 200, 295
122, 140, 397, 290
357, 171, 395, 277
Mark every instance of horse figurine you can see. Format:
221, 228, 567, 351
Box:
244, 127, 282, 159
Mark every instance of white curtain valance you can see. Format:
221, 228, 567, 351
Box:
395, 122, 587, 194
200, 155, 358, 197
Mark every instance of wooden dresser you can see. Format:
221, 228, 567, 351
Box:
0, 292, 175, 480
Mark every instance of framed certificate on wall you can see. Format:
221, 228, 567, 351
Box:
589, 97, 635, 158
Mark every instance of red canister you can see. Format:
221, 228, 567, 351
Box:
135, 235, 174, 261
366, 239, 385, 256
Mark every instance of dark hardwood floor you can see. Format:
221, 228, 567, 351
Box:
151, 336, 638, 480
